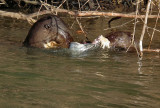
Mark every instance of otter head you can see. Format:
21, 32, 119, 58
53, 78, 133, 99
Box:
23, 15, 73, 48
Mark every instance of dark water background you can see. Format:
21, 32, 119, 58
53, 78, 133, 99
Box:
0, 16, 160, 108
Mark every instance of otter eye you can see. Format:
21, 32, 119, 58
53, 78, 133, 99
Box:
44, 24, 51, 29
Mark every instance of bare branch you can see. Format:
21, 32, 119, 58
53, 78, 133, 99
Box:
139, 0, 151, 57
22, 0, 41, 5
1, 8, 160, 22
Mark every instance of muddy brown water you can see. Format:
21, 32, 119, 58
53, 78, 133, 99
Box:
0, 16, 160, 108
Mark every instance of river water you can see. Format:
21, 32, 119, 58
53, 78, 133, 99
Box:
0, 16, 160, 108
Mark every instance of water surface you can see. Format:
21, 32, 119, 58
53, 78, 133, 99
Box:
0, 17, 160, 108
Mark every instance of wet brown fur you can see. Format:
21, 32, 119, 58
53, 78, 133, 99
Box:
105, 31, 137, 51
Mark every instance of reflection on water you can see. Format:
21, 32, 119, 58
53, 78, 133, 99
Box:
0, 17, 160, 108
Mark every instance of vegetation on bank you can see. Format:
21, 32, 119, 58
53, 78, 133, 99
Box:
0, 0, 160, 57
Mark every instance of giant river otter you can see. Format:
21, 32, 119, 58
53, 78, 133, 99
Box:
23, 15, 136, 52
23, 15, 73, 48
105, 31, 133, 49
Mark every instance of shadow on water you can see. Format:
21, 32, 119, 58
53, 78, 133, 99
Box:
0, 17, 160, 108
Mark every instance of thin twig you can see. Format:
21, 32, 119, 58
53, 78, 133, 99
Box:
148, 9, 160, 49
147, 26, 160, 32
126, 0, 140, 57
79, 0, 89, 11
37, 1, 43, 19
76, 17, 85, 34
66, 0, 69, 10
104, 19, 135, 30
78, 0, 81, 11
57, 0, 66, 9
76, 17, 88, 40
95, 0, 102, 11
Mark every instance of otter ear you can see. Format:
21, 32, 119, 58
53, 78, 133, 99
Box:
44, 24, 51, 29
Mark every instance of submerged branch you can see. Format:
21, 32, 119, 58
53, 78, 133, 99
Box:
143, 49, 160, 52
0, 10, 27, 19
